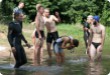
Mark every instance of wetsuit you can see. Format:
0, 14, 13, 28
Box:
13, 7, 27, 44
82, 21, 90, 47
7, 21, 27, 68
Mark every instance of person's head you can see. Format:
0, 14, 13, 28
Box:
93, 16, 100, 26
87, 15, 93, 24
82, 14, 87, 21
44, 8, 50, 17
72, 39, 79, 47
36, 4, 44, 14
14, 12, 23, 21
18, 2, 24, 9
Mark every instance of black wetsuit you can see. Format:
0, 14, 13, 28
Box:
7, 21, 27, 68
82, 21, 90, 48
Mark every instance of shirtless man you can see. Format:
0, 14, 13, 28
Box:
43, 9, 61, 60
33, 4, 45, 66
87, 16, 105, 62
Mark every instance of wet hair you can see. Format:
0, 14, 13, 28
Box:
73, 39, 79, 47
14, 12, 20, 19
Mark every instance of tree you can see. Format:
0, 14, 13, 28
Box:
0, 0, 110, 25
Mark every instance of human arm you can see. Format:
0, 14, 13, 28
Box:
7, 23, 14, 48
87, 28, 93, 53
52, 12, 61, 22
61, 38, 72, 49
100, 26, 105, 51
35, 15, 42, 39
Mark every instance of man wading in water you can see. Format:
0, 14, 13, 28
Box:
87, 16, 105, 62
8, 12, 27, 68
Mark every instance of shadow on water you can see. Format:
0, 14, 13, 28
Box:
0, 57, 110, 75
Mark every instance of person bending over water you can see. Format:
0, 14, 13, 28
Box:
43, 8, 61, 60
87, 16, 105, 62
7, 12, 27, 68
53, 36, 79, 66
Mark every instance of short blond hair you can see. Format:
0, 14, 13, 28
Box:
36, 4, 42, 10
87, 15, 93, 19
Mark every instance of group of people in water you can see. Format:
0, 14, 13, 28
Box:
7, 2, 105, 68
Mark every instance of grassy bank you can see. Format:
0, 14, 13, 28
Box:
0, 23, 110, 57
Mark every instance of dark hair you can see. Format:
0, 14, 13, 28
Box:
73, 39, 79, 47
14, 12, 20, 19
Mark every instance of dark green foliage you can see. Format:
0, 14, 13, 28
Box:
0, 0, 110, 25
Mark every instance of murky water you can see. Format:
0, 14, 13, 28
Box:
0, 57, 110, 75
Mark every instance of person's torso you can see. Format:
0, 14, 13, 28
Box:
37, 14, 45, 30
91, 24, 103, 43
9, 22, 22, 37
13, 7, 23, 14
55, 36, 73, 48
44, 15, 57, 32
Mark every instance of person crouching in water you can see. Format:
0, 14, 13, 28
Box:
53, 36, 79, 66
7, 12, 27, 68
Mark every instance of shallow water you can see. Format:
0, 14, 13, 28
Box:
0, 57, 110, 75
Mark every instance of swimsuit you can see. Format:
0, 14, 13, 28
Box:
7, 21, 27, 68
92, 42, 101, 49
46, 31, 59, 43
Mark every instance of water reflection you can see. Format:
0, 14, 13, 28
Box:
32, 71, 52, 75
11, 70, 24, 75
87, 62, 103, 75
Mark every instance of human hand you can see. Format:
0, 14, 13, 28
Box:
99, 45, 103, 52
55, 12, 60, 16
11, 47, 16, 53
26, 43, 31, 48
38, 35, 42, 40
87, 46, 90, 54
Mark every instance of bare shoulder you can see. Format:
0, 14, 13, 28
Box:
50, 15, 55, 18
100, 24, 105, 30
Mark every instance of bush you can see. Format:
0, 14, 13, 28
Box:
0, 0, 110, 25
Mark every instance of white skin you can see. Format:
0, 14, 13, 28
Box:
87, 19, 105, 62
87, 62, 103, 75
87, 15, 94, 25
43, 9, 61, 59
55, 37, 75, 65
33, 6, 45, 66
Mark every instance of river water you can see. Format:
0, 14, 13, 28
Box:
0, 57, 110, 75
